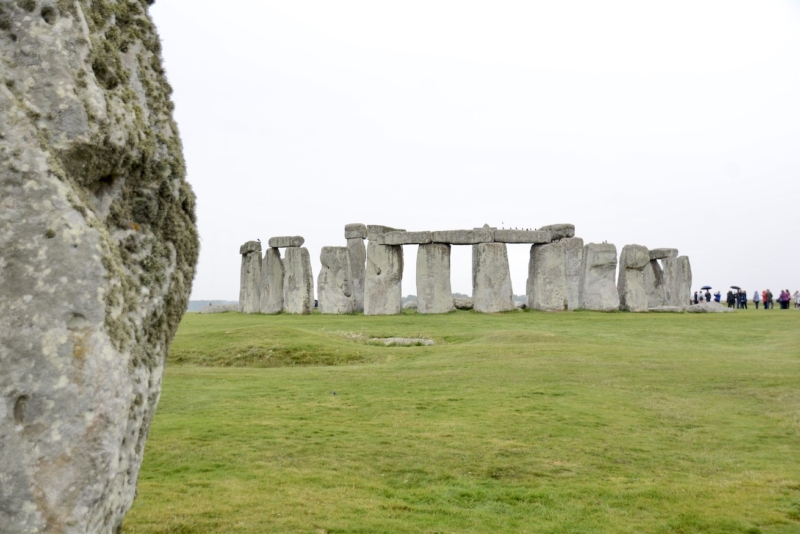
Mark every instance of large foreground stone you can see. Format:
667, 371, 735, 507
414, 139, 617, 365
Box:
527, 242, 567, 311
260, 248, 284, 314
283, 247, 314, 314
563, 238, 584, 310
0, 3, 199, 531
643, 260, 666, 308
472, 243, 515, 313
416, 243, 454, 314
239, 241, 263, 313
364, 243, 404, 315
677, 256, 692, 310
579, 243, 620, 311
617, 245, 650, 312
318, 247, 354, 314
347, 237, 367, 313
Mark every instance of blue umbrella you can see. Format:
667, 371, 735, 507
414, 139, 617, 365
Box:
701, 285, 712, 290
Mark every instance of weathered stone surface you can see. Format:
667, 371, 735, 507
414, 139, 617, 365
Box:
268, 236, 304, 248
540, 223, 576, 240
260, 248, 285, 314
643, 260, 666, 308
379, 231, 432, 245
527, 242, 568, 311
432, 229, 494, 245
649, 306, 684, 313
677, 256, 692, 310
347, 237, 367, 312
515, 301, 527, 310
317, 247, 354, 314
662, 257, 681, 308
617, 245, 650, 312
198, 304, 239, 314
416, 243, 455, 314
453, 297, 474, 310
649, 248, 678, 260
563, 238, 584, 310
579, 244, 620, 311
283, 247, 314, 314
0, 3, 199, 532
403, 300, 418, 310
686, 302, 733, 313
367, 225, 404, 241
493, 229, 551, 244
472, 243, 515, 313
344, 223, 367, 239
239, 241, 262, 313
364, 243, 404, 315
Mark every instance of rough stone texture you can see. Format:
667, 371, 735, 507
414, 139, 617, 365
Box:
317, 247, 354, 314
472, 243, 515, 313
367, 225, 404, 241
662, 257, 681, 308
649, 248, 678, 260
402, 300, 418, 310
364, 243, 404, 315
260, 248, 284, 314
540, 223, 576, 240
617, 245, 650, 312
432, 229, 494, 245
416, 243, 455, 314
346, 237, 367, 313
239, 241, 262, 313
493, 229, 551, 244
677, 256, 692, 310
268, 235, 304, 248
643, 260, 666, 309
0, 3, 199, 532
686, 302, 734, 313
379, 231, 432, 245
283, 247, 314, 314
344, 223, 367, 240
649, 306, 684, 313
579, 244, 620, 311
563, 237, 584, 311
197, 304, 239, 314
527, 242, 567, 311
515, 301, 527, 310
453, 297, 474, 310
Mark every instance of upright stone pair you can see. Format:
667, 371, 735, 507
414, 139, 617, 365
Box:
642, 248, 691, 310
239, 236, 313, 314
526, 237, 584, 311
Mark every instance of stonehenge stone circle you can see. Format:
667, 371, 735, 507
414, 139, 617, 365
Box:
268, 236, 304, 248
239, 241, 263, 313
563, 238, 585, 311
0, 2, 199, 531
540, 223, 576, 240
347, 236, 367, 313
260, 248, 285, 314
364, 241, 404, 315
643, 259, 667, 308
527, 241, 568, 311
318, 247, 355, 314
472, 243, 516, 313
416, 243, 455, 314
283, 248, 314, 314
579, 244, 620, 311
617, 245, 650, 312
344, 223, 368, 240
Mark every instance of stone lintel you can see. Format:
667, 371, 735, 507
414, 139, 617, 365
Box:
268, 236, 305, 248
344, 223, 367, 239
649, 248, 679, 260
493, 229, 551, 244
540, 223, 576, 240
367, 225, 404, 241
431, 229, 494, 245
239, 240, 262, 255
378, 231, 432, 245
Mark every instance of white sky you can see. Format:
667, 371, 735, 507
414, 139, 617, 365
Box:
150, 0, 800, 300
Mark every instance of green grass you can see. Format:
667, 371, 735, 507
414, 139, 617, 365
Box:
125, 309, 800, 533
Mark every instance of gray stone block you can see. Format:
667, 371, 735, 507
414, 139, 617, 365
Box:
283, 247, 314, 314
472, 243, 515, 313
540, 223, 576, 240
239, 241, 262, 313
644, 260, 666, 308
268, 236, 305, 248
563, 237, 584, 311
367, 225, 404, 241
260, 248, 284, 314
527, 242, 568, 311
662, 257, 681, 308
416, 243, 455, 314
344, 223, 368, 239
379, 231, 433, 245
579, 243, 620, 311
493, 229, 552, 244
649, 248, 678, 260
453, 296, 474, 310
432, 229, 494, 245
364, 243, 404, 315
240, 240, 262, 254
677, 256, 692, 310
347, 237, 367, 313
618, 245, 650, 312
318, 247, 354, 314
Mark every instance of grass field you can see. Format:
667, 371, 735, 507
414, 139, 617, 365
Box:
124, 309, 800, 533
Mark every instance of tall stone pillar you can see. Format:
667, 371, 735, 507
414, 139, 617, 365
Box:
283, 247, 314, 314
643, 260, 666, 308
416, 243, 454, 314
473, 243, 515, 313
662, 256, 680, 307
578, 243, 620, 311
564, 237, 584, 310
677, 256, 692, 310
239, 240, 262, 313
364, 225, 404, 315
318, 246, 354, 314
617, 244, 650, 312
345, 223, 368, 312
527, 241, 567, 311
260, 247, 284, 314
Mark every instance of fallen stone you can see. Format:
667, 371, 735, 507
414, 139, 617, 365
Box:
540, 223, 576, 240
347, 237, 367, 313
453, 297, 474, 310
579, 243, 620, 311
416, 243, 455, 314
318, 247, 354, 314
527, 241, 568, 311
198, 304, 239, 314
617, 245, 650, 312
240, 241, 262, 313
364, 243, 404, 315
403, 300, 418, 310
563, 238, 584, 310
644, 259, 666, 308
649, 248, 678, 260
260, 248, 285, 314
379, 231, 433, 245
370, 337, 434, 346
473, 243, 516, 313
344, 223, 368, 240
268, 236, 305, 248
493, 229, 552, 244
649, 306, 684, 313
0, 3, 199, 531
686, 302, 734, 313
677, 256, 693, 310
367, 225, 404, 241
515, 301, 527, 310
432, 229, 494, 245
283, 247, 314, 314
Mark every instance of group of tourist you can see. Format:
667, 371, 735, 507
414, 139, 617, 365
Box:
693, 289, 799, 309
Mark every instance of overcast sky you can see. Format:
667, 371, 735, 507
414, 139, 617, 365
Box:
150, 0, 800, 301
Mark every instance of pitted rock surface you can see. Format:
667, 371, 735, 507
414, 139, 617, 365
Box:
416, 243, 454, 314
317, 247, 354, 314
618, 245, 649, 312
260, 248, 284, 314
239, 240, 262, 313
0, 2, 198, 532
579, 243, 619, 311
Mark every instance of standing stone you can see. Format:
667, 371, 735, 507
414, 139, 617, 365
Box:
239, 241, 262, 313
643, 260, 667, 308
0, 2, 199, 532
563, 238, 585, 310
416, 243, 455, 314
617, 245, 650, 312
527, 241, 567, 311
347, 237, 367, 312
472, 243, 515, 313
662, 256, 681, 308
677, 256, 693, 310
318, 247, 354, 314
364, 242, 404, 315
283, 247, 314, 314
579, 244, 620, 311
260, 248, 284, 314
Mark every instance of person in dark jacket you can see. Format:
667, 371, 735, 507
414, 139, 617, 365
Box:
726, 291, 735, 308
